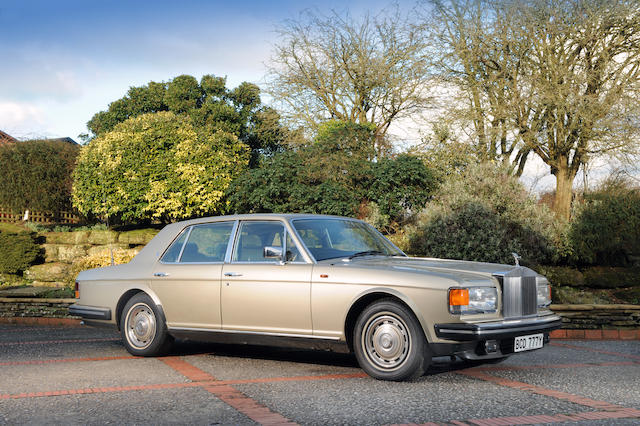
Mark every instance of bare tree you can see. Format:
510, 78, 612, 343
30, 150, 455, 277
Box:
430, 0, 532, 174
430, 0, 640, 219
266, 6, 434, 157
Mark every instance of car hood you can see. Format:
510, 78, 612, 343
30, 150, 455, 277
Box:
320, 255, 534, 282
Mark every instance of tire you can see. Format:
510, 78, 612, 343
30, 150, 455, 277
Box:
120, 293, 173, 356
353, 299, 430, 381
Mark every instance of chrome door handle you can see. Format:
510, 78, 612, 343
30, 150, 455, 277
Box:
224, 272, 243, 277
153, 272, 169, 277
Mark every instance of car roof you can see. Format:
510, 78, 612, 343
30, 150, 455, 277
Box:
170, 213, 357, 227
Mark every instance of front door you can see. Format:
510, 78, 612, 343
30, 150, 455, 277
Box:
221, 220, 312, 335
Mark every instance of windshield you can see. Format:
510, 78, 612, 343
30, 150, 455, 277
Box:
291, 218, 405, 261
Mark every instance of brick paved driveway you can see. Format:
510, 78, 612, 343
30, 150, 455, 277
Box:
0, 324, 638, 425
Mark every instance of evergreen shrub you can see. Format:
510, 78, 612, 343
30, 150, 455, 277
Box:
0, 231, 41, 274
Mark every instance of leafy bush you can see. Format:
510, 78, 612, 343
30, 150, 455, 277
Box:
367, 154, 437, 227
0, 231, 41, 274
410, 202, 525, 264
227, 147, 369, 216
408, 162, 560, 265
569, 185, 640, 266
0, 139, 79, 214
612, 287, 640, 305
582, 267, 640, 289
535, 265, 639, 290
228, 120, 437, 222
73, 111, 249, 223
227, 120, 374, 216
551, 286, 615, 305
535, 266, 585, 288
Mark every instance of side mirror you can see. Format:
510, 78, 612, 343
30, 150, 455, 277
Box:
263, 246, 283, 261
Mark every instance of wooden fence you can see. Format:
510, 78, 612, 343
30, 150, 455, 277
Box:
0, 208, 80, 224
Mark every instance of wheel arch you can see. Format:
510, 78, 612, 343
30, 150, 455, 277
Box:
115, 288, 166, 331
343, 288, 428, 353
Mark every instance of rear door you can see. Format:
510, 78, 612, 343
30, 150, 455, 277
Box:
151, 221, 235, 329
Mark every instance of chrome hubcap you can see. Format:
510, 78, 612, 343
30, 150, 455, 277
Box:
126, 303, 156, 349
362, 312, 410, 371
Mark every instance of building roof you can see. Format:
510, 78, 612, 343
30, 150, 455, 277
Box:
0, 130, 17, 145
44, 137, 78, 145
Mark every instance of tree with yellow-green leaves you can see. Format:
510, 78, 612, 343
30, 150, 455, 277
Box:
72, 111, 249, 223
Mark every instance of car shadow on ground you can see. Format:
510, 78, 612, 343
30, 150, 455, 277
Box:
168, 339, 359, 368
166, 339, 481, 377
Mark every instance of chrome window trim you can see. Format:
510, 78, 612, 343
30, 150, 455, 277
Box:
223, 220, 239, 263
177, 226, 193, 262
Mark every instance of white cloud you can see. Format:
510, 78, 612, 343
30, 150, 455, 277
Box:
0, 101, 47, 136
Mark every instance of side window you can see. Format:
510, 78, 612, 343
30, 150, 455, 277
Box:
180, 222, 234, 263
233, 221, 284, 262
160, 229, 188, 263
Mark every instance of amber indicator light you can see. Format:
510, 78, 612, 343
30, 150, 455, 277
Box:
74, 281, 79, 299
449, 289, 469, 306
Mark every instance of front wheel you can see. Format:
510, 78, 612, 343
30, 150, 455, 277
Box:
120, 293, 173, 356
353, 299, 430, 381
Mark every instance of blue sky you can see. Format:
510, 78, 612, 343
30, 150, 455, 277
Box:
0, 0, 410, 141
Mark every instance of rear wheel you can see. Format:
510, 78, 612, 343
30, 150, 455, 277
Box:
353, 299, 430, 381
120, 293, 173, 356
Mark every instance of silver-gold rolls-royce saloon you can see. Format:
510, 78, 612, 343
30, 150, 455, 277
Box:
70, 214, 561, 381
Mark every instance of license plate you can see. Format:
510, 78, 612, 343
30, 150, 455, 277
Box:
514, 333, 544, 352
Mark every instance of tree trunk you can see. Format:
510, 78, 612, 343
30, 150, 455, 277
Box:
553, 161, 575, 220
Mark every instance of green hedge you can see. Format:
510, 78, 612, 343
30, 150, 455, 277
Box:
0, 139, 79, 214
0, 231, 41, 274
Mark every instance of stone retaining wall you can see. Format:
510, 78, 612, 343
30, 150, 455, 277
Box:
23, 229, 158, 287
550, 304, 640, 329
0, 297, 77, 319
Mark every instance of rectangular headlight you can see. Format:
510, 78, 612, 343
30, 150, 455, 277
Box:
449, 286, 497, 315
536, 277, 551, 308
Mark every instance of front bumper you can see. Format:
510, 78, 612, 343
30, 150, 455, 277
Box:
434, 314, 562, 341
68, 304, 112, 321
431, 315, 562, 360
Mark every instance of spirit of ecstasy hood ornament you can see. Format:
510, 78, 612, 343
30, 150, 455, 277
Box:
511, 252, 521, 267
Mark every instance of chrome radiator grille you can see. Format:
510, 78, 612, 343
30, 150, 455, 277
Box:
499, 274, 538, 319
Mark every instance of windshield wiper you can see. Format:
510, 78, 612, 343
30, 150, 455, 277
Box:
348, 250, 385, 259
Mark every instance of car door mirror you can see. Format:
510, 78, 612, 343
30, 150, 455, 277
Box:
263, 246, 283, 261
